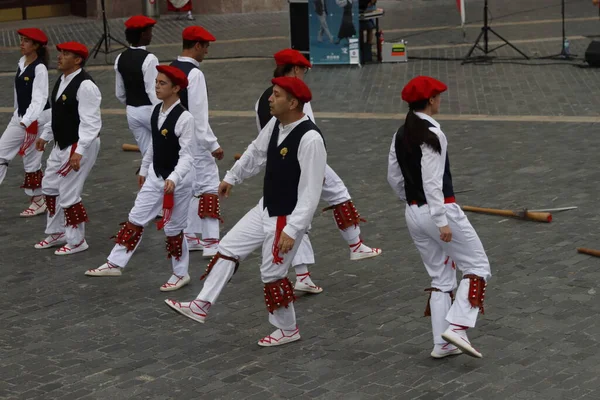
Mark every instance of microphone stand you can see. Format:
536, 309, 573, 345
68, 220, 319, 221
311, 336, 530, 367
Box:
541, 0, 577, 60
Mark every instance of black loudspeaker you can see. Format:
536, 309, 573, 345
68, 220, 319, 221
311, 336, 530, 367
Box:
584, 41, 600, 67
289, 1, 310, 55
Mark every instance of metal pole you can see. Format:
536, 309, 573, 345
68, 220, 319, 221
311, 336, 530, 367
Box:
483, 0, 488, 54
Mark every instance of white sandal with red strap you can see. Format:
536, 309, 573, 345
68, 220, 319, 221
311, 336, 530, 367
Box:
201, 238, 219, 258
20, 196, 47, 217
54, 239, 89, 256
349, 239, 382, 261
442, 325, 482, 358
186, 235, 203, 252
258, 327, 301, 347
85, 262, 122, 277
164, 299, 209, 323
431, 343, 463, 359
294, 272, 323, 294
160, 274, 191, 292
34, 233, 67, 249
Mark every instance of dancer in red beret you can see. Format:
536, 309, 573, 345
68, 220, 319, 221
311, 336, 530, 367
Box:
170, 26, 225, 258
85, 66, 196, 292
387, 76, 492, 359
165, 77, 327, 347
33, 42, 101, 255
0, 28, 51, 217
254, 48, 382, 295
114, 15, 159, 168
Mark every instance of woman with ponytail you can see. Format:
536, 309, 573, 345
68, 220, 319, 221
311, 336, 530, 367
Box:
0, 28, 51, 217
387, 76, 492, 360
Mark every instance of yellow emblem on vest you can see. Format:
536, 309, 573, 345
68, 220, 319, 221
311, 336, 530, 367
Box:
161, 129, 168, 136
280, 147, 288, 159
61, 94, 67, 101
24, 77, 30, 82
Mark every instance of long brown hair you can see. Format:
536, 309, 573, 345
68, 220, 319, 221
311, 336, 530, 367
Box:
273, 64, 295, 78
35, 43, 49, 66
403, 99, 441, 154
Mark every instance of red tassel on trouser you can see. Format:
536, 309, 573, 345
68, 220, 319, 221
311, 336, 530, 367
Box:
18, 121, 38, 156
57, 143, 78, 177
156, 193, 174, 230
271, 216, 287, 265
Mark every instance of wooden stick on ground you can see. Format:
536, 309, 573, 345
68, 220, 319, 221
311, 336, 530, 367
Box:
462, 205, 552, 223
577, 247, 600, 258
122, 143, 140, 152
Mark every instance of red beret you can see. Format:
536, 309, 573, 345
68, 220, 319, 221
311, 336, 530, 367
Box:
124, 15, 156, 29
17, 28, 48, 45
271, 77, 312, 103
274, 48, 312, 68
56, 41, 89, 60
182, 26, 216, 42
401, 76, 448, 103
156, 65, 188, 90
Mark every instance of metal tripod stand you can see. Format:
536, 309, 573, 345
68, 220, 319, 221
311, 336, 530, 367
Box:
462, 0, 529, 64
90, 0, 127, 62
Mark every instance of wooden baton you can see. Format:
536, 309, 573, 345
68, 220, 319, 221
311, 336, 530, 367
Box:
577, 247, 600, 258
122, 143, 140, 152
462, 205, 552, 223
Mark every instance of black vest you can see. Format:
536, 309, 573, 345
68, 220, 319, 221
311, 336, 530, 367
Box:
117, 48, 152, 107
263, 119, 324, 217
169, 59, 199, 110
15, 58, 51, 117
150, 103, 186, 179
51, 69, 94, 150
256, 86, 274, 130
394, 120, 454, 205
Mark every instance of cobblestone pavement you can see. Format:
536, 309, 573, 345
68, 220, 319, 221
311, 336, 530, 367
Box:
1, 1, 600, 399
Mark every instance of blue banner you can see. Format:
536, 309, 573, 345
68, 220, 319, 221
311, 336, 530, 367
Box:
308, 0, 360, 65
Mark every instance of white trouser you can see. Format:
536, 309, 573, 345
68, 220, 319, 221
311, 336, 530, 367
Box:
292, 164, 359, 267
184, 148, 221, 239
0, 110, 51, 196
107, 164, 193, 277
43, 138, 101, 246
197, 198, 305, 330
126, 105, 153, 156
429, 291, 453, 345
405, 202, 492, 329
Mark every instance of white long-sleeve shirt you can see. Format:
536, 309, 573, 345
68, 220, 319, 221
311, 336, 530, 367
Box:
139, 100, 195, 186
176, 56, 220, 153
252, 96, 317, 171
224, 115, 327, 239
387, 112, 449, 228
13, 56, 49, 128
114, 46, 159, 106
41, 68, 102, 158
